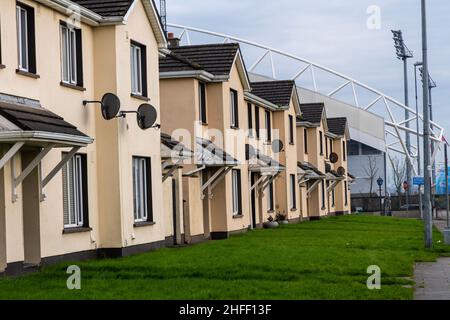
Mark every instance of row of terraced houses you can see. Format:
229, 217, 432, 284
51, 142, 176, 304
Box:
0, 0, 353, 275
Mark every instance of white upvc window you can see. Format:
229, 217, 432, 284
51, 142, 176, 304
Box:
63, 154, 85, 228
131, 43, 143, 95
133, 157, 149, 222
60, 24, 77, 85
16, 5, 28, 71
230, 89, 239, 128
232, 169, 241, 215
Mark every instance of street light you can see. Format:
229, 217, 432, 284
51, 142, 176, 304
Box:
392, 30, 414, 197
421, 0, 433, 249
414, 62, 424, 220
377, 177, 384, 215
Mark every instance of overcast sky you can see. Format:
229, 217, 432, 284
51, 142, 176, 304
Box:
161, 0, 450, 165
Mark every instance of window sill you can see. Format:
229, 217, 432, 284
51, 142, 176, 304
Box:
131, 93, 150, 102
289, 142, 295, 146
60, 81, 86, 92
16, 69, 40, 79
290, 208, 297, 212
63, 227, 92, 234
232, 214, 243, 219
200, 121, 208, 126
134, 221, 156, 228
230, 126, 239, 130
267, 210, 275, 214
0, 64, 5, 69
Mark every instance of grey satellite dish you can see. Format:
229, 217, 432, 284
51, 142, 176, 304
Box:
272, 139, 284, 153
329, 152, 339, 164
337, 166, 346, 176
137, 104, 158, 130
83, 93, 121, 120
325, 163, 332, 173
100, 93, 121, 120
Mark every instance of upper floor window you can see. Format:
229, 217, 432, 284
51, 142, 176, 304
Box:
198, 82, 207, 124
130, 41, 147, 97
255, 105, 260, 139
247, 103, 253, 137
330, 138, 333, 155
232, 169, 242, 215
319, 131, 324, 155
133, 156, 153, 223
343, 141, 347, 161
16, 2, 36, 73
60, 22, 83, 87
230, 89, 239, 128
265, 110, 271, 142
304, 128, 308, 154
289, 115, 294, 144
62, 154, 89, 229
325, 136, 329, 158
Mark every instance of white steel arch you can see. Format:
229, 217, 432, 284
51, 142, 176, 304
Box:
167, 23, 445, 173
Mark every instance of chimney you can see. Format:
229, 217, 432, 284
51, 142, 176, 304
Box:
167, 32, 180, 48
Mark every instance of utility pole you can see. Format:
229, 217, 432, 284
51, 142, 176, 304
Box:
392, 30, 414, 196
421, 0, 433, 248
414, 62, 423, 219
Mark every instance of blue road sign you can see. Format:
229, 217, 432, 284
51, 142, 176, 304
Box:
413, 176, 425, 186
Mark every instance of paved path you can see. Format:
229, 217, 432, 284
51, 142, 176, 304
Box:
414, 258, 450, 300
413, 217, 450, 300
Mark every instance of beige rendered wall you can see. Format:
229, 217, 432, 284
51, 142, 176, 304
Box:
272, 101, 300, 221
113, 1, 165, 248
0, 0, 99, 260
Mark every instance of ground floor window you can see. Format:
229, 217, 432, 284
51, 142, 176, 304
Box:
133, 156, 153, 222
290, 174, 296, 210
321, 181, 326, 209
332, 188, 335, 207
344, 181, 348, 206
268, 181, 274, 212
63, 153, 88, 228
232, 169, 242, 215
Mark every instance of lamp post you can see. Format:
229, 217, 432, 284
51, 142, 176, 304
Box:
414, 62, 423, 219
392, 30, 413, 196
421, 0, 433, 248
377, 177, 384, 215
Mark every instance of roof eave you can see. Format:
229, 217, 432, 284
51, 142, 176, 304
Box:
244, 92, 279, 111
160, 70, 215, 82
0, 130, 94, 147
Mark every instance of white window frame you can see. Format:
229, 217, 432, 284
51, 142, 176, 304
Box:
63, 154, 85, 228
131, 43, 143, 95
133, 157, 148, 222
60, 24, 77, 85
230, 90, 238, 127
232, 169, 240, 215
16, 5, 28, 71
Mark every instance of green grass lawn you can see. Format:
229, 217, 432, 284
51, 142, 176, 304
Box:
1, 215, 449, 300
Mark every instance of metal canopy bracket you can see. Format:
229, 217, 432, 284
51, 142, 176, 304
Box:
162, 158, 183, 182
200, 167, 233, 199
327, 179, 342, 193
306, 179, 322, 197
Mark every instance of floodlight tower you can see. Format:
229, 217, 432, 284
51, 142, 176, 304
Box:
392, 30, 414, 196
160, 0, 167, 35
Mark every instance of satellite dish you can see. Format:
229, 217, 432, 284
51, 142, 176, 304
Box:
272, 139, 284, 153
329, 152, 339, 164
325, 163, 332, 173
100, 93, 121, 120
337, 166, 346, 176
137, 104, 158, 130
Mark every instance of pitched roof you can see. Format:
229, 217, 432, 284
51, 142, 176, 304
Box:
250, 81, 295, 107
0, 100, 88, 137
327, 117, 347, 136
160, 43, 240, 76
299, 103, 325, 124
70, 0, 134, 17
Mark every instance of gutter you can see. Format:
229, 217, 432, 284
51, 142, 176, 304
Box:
244, 92, 279, 111
0, 131, 94, 147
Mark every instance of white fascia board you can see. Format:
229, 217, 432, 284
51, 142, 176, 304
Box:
296, 121, 318, 128
0, 131, 94, 147
160, 70, 215, 82
39, 0, 102, 26
233, 51, 251, 91
244, 92, 279, 111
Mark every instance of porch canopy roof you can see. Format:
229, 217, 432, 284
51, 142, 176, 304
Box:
326, 170, 345, 182
297, 161, 326, 180
0, 94, 93, 202
161, 133, 193, 160
0, 97, 93, 147
246, 144, 285, 175
196, 137, 238, 167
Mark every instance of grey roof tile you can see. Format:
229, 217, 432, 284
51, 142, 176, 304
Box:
327, 117, 347, 136
250, 81, 295, 107
299, 103, 324, 124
